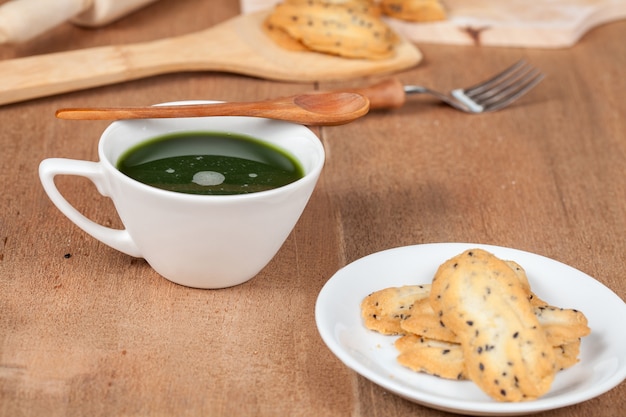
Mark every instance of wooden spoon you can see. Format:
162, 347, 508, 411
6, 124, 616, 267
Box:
55, 92, 370, 126
0, 11, 421, 106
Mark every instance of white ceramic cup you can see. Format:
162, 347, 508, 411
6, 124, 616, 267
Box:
39, 103, 325, 289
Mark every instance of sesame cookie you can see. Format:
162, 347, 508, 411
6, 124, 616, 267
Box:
262, 19, 309, 51
401, 296, 589, 347
535, 305, 590, 345
283, 0, 380, 15
395, 336, 581, 380
361, 284, 431, 334
380, 0, 446, 22
395, 334, 467, 380
265, 1, 398, 59
430, 249, 556, 401
400, 297, 458, 342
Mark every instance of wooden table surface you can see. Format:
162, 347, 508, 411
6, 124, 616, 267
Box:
1, 1, 624, 416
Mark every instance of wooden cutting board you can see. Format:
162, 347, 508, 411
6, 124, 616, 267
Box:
242, 0, 626, 48
388, 0, 626, 48
0, 11, 421, 106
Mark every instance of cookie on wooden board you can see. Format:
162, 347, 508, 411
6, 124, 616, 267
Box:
265, 1, 398, 59
380, 0, 446, 22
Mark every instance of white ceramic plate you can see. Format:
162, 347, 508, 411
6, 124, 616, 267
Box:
315, 243, 626, 416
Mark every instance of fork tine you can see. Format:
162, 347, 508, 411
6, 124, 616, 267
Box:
482, 71, 545, 112
468, 63, 537, 102
463, 60, 529, 97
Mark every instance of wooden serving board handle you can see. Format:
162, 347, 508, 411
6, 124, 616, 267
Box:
0, 12, 421, 106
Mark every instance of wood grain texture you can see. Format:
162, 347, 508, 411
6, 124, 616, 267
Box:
0, 0, 625, 416
0, 10, 421, 105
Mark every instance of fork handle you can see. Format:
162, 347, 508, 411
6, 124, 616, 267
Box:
337, 78, 407, 110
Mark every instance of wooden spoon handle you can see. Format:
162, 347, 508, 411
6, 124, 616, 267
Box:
341, 78, 407, 110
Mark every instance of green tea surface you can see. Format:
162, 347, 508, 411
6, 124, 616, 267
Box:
117, 132, 304, 195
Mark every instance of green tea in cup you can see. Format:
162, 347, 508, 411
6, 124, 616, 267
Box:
39, 106, 325, 288
117, 131, 305, 195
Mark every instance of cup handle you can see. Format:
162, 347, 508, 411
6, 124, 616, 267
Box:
38, 158, 142, 257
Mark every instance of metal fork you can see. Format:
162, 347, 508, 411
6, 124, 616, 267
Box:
349, 60, 544, 113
